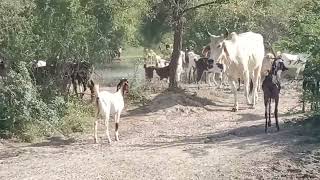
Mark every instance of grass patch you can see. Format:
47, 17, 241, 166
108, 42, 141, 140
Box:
59, 99, 95, 136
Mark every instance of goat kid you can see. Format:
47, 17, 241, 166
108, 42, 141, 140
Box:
262, 59, 287, 133
94, 79, 129, 143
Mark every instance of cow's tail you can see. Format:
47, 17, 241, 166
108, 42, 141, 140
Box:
249, 79, 254, 95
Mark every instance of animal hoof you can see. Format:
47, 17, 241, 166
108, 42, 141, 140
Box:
231, 108, 238, 112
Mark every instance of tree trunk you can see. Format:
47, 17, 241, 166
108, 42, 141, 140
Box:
169, 15, 183, 88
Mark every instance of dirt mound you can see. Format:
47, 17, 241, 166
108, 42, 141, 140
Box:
138, 90, 217, 115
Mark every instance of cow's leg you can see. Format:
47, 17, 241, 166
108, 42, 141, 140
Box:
251, 68, 261, 107
230, 79, 239, 112
94, 112, 99, 143
188, 69, 192, 84
237, 78, 241, 91
243, 70, 251, 105
218, 72, 223, 88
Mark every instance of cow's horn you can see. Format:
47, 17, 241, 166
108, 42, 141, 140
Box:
207, 29, 214, 37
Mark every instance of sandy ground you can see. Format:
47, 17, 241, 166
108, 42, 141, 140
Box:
0, 82, 320, 180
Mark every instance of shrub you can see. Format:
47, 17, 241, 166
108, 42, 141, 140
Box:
0, 62, 95, 142
0, 62, 56, 141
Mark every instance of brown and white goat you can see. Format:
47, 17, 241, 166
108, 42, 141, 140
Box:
94, 79, 129, 143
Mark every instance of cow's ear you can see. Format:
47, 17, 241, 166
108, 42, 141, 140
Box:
222, 43, 230, 58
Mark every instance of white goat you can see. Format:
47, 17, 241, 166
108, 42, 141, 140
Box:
176, 51, 185, 82
186, 51, 200, 83
94, 79, 129, 143
155, 55, 169, 68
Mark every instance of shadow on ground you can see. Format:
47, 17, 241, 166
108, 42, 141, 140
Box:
30, 136, 76, 147
124, 88, 232, 117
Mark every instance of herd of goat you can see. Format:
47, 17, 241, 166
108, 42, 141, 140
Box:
0, 30, 319, 142
0, 54, 96, 100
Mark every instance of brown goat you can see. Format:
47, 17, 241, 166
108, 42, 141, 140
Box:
262, 59, 288, 133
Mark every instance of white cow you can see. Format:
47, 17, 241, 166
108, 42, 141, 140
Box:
185, 51, 200, 83
276, 51, 308, 79
208, 31, 265, 111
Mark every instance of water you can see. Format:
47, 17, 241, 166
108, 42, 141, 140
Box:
94, 59, 145, 86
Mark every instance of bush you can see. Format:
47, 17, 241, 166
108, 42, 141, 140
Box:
0, 62, 56, 141
0, 61, 95, 142
59, 99, 95, 136
126, 58, 149, 104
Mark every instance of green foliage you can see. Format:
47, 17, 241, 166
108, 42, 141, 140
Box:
59, 99, 95, 136
0, 62, 58, 141
0, 61, 96, 142
126, 58, 149, 104
0, 0, 149, 141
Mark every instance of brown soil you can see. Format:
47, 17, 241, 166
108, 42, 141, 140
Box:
1, 82, 319, 180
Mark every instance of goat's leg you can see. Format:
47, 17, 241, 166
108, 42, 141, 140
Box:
94, 119, 99, 143
268, 98, 272, 127
264, 96, 268, 133
193, 68, 197, 83
212, 73, 218, 86
104, 113, 112, 143
115, 112, 120, 141
94, 105, 100, 143
208, 73, 213, 87
275, 96, 280, 131
72, 78, 78, 97
80, 80, 87, 99
302, 91, 306, 112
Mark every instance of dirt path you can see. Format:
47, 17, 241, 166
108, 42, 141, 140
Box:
1, 84, 320, 180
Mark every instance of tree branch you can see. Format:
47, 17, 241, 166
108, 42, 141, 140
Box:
182, 0, 229, 14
